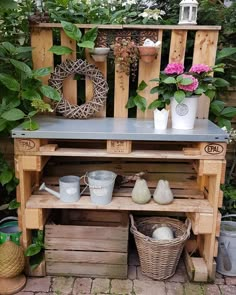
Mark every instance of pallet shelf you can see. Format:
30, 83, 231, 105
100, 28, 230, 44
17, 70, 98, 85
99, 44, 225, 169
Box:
12, 23, 227, 281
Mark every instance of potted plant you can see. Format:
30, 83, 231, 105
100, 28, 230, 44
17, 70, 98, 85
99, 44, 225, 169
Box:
112, 38, 139, 79
138, 39, 162, 64
89, 47, 110, 62
149, 63, 230, 129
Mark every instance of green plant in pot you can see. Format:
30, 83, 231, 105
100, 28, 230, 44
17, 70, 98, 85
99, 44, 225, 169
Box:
149, 62, 229, 130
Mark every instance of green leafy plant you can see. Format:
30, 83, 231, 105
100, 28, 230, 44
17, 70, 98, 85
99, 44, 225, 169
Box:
49, 21, 98, 58
126, 80, 148, 112
0, 152, 18, 194
25, 230, 44, 270
209, 100, 236, 130
221, 184, 236, 216
0, 42, 61, 131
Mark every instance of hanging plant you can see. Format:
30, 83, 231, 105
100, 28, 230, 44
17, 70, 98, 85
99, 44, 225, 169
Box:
112, 38, 139, 81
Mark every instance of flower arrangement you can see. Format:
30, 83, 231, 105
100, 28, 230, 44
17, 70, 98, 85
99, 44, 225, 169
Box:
149, 62, 229, 109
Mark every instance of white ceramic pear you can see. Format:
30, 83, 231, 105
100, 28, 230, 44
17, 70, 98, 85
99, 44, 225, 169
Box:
131, 178, 151, 204
153, 180, 174, 205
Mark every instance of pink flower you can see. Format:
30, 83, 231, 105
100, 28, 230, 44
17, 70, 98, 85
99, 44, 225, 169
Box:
178, 74, 199, 92
164, 63, 184, 75
189, 64, 212, 74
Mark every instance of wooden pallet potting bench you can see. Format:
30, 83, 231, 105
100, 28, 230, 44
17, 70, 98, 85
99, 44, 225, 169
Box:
12, 23, 228, 281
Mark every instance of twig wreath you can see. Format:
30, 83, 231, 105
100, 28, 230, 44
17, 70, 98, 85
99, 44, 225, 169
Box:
49, 59, 109, 119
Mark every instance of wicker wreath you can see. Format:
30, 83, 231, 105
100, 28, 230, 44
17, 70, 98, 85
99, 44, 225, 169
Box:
49, 59, 109, 119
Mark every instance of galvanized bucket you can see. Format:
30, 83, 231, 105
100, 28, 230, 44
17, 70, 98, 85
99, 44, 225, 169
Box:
217, 214, 236, 276
86, 170, 116, 205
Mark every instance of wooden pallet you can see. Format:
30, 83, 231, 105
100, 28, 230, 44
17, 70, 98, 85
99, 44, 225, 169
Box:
13, 23, 226, 281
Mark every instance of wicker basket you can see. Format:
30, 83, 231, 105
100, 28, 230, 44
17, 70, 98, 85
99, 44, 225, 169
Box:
130, 215, 191, 280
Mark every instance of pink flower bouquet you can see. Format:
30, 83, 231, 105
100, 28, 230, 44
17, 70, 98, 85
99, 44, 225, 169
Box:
149, 62, 229, 109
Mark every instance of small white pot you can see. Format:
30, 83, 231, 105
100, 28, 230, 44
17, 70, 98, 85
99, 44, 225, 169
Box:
171, 96, 198, 130
154, 109, 169, 130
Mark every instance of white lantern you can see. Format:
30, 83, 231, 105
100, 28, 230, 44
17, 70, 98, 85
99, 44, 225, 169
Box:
178, 0, 199, 25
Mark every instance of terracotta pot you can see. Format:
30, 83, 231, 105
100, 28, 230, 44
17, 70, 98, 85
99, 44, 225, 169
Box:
138, 46, 158, 63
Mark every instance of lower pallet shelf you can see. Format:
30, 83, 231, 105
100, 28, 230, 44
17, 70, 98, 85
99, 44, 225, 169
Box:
44, 210, 129, 278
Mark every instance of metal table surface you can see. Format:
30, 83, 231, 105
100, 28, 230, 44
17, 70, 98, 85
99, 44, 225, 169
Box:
11, 116, 228, 142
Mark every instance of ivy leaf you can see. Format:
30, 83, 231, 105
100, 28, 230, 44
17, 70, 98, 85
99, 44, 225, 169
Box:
77, 40, 95, 49
174, 90, 185, 103
137, 80, 148, 91
40, 85, 61, 101
134, 94, 147, 112
15, 46, 32, 54
22, 89, 42, 100
150, 86, 159, 94
33, 67, 52, 77
0, 169, 13, 186
205, 89, 216, 100
194, 88, 204, 95
25, 244, 42, 257
82, 27, 98, 43
163, 77, 176, 84
181, 78, 193, 85
0, 73, 20, 91
61, 21, 82, 41
221, 107, 236, 118
213, 78, 230, 88
21, 120, 39, 131
148, 100, 165, 110
10, 59, 32, 76
48, 45, 73, 55
8, 199, 20, 210
210, 100, 225, 114
1, 108, 25, 121
2, 42, 16, 53
125, 96, 136, 109
217, 118, 231, 130
0, 119, 7, 132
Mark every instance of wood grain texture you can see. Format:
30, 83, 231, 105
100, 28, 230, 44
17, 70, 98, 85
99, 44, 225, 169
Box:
137, 30, 163, 119
169, 30, 188, 63
31, 28, 53, 85
193, 30, 219, 119
60, 30, 77, 105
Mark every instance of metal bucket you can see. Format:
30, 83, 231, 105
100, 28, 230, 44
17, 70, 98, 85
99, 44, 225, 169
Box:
0, 217, 21, 245
87, 170, 116, 205
217, 214, 236, 276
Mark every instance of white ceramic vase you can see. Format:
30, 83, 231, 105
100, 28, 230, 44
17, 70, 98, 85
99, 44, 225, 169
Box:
171, 96, 198, 130
154, 109, 169, 130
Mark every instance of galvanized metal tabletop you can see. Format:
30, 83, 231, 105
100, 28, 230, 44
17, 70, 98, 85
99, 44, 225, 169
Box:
11, 116, 228, 142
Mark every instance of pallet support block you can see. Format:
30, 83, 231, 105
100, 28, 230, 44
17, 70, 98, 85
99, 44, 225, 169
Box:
107, 140, 132, 154
184, 249, 208, 282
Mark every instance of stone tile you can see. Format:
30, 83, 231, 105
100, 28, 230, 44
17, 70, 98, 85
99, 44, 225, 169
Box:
21, 277, 51, 292
220, 285, 236, 295
110, 279, 133, 294
225, 276, 236, 285
128, 250, 140, 266
51, 276, 75, 295
165, 264, 188, 283
133, 280, 166, 295
91, 278, 110, 294
165, 282, 184, 295
202, 284, 221, 295
15, 293, 34, 295
183, 282, 203, 295
73, 278, 92, 294
128, 266, 137, 280
136, 266, 153, 281
215, 272, 225, 285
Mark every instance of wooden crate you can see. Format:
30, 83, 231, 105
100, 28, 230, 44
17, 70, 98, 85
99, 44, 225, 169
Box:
45, 210, 129, 278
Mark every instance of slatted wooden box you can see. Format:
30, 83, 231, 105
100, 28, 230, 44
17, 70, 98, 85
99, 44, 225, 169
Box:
45, 210, 129, 278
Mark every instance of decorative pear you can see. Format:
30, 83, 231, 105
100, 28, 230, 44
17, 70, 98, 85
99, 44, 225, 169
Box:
131, 177, 151, 204
153, 180, 174, 205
